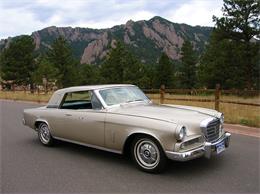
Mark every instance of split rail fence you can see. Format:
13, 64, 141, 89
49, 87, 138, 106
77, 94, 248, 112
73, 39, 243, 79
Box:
142, 84, 260, 111
1, 84, 260, 110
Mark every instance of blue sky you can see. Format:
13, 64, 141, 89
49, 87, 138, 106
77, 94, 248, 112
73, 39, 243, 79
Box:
0, 0, 223, 39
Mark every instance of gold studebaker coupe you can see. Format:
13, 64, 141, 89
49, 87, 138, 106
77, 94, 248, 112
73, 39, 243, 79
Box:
23, 84, 231, 173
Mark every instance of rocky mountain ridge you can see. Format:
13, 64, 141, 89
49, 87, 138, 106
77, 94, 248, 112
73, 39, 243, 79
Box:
0, 16, 213, 64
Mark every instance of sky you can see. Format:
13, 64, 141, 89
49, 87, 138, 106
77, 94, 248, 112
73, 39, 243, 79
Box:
0, 0, 223, 39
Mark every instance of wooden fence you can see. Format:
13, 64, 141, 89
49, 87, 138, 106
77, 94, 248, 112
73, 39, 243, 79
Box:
142, 84, 260, 111
1, 84, 260, 110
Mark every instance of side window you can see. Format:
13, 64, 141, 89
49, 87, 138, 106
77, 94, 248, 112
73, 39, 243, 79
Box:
60, 91, 92, 109
60, 90, 103, 110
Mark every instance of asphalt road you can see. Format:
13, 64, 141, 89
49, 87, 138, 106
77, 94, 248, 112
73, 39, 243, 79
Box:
0, 100, 259, 193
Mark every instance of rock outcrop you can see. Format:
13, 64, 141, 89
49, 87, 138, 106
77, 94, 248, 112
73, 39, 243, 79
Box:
0, 16, 212, 64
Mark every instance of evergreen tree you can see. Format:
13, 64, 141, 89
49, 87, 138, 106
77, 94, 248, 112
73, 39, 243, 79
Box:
198, 31, 245, 89
100, 41, 144, 85
199, 0, 260, 89
0, 35, 36, 90
78, 63, 100, 85
179, 40, 197, 89
32, 56, 58, 85
138, 64, 157, 89
46, 36, 77, 88
213, 0, 260, 42
157, 53, 173, 88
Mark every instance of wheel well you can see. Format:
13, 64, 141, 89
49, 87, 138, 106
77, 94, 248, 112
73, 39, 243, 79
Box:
35, 121, 46, 131
123, 133, 161, 156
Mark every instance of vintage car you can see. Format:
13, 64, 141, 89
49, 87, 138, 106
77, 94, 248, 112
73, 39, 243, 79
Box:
23, 84, 231, 173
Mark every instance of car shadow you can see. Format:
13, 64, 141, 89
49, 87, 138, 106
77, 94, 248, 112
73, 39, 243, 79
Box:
25, 137, 228, 177
165, 155, 226, 176
57, 139, 226, 175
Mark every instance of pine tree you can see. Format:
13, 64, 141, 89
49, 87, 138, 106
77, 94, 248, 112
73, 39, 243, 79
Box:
78, 63, 100, 85
46, 36, 77, 88
157, 53, 173, 88
100, 41, 126, 83
213, 0, 260, 89
199, 0, 260, 89
32, 56, 58, 85
100, 41, 143, 85
0, 35, 36, 90
179, 40, 197, 89
198, 31, 245, 89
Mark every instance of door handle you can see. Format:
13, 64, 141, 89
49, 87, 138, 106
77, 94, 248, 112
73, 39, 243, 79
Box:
65, 113, 72, 116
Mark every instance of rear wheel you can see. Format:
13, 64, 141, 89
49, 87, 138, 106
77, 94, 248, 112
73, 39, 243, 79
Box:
38, 122, 54, 146
131, 136, 167, 173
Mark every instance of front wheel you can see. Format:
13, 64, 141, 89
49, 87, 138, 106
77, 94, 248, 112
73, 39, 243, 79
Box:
38, 122, 54, 146
131, 136, 167, 173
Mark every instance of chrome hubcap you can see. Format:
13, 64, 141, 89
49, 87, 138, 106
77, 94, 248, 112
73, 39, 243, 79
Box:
39, 124, 50, 144
134, 139, 160, 169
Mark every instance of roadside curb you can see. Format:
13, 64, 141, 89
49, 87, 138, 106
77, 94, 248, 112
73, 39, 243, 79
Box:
224, 124, 260, 138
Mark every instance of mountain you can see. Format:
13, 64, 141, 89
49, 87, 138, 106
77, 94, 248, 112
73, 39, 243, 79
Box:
0, 16, 212, 65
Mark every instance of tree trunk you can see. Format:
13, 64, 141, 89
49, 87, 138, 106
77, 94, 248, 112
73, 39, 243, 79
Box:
245, 42, 252, 89
30, 82, 34, 94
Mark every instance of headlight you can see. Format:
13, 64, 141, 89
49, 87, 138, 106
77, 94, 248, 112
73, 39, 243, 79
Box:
175, 126, 187, 141
220, 114, 224, 124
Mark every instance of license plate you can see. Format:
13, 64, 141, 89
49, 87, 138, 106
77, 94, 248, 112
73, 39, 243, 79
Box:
216, 141, 225, 154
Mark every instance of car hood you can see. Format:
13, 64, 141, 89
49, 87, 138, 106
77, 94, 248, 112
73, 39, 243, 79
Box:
108, 103, 220, 127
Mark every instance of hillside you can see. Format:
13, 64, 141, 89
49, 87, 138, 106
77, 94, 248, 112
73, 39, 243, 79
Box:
0, 16, 212, 64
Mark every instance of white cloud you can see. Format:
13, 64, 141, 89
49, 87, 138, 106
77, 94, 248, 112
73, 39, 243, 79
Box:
167, 0, 223, 26
0, 6, 44, 38
0, 0, 223, 39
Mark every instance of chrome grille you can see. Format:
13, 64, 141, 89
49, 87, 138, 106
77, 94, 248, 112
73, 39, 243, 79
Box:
204, 119, 220, 142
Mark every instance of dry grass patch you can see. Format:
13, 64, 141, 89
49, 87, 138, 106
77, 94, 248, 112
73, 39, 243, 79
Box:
0, 91, 52, 103
147, 93, 260, 128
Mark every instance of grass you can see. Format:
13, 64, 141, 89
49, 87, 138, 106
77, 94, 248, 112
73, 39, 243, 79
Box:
0, 91, 259, 128
0, 91, 51, 103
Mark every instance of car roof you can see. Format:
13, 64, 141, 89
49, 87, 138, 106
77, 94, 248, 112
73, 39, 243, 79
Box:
47, 84, 135, 107
54, 84, 135, 94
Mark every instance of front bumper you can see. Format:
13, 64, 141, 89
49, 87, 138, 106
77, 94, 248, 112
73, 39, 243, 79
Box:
165, 132, 231, 161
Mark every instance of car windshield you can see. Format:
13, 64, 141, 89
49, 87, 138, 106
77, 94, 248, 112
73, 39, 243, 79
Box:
99, 86, 150, 106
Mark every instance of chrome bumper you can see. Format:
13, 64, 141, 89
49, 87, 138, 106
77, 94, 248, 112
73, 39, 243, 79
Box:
22, 118, 25, 125
166, 132, 231, 161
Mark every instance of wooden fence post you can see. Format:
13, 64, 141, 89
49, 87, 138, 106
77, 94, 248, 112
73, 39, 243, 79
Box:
42, 77, 47, 94
160, 85, 165, 104
37, 86, 40, 95
215, 84, 221, 111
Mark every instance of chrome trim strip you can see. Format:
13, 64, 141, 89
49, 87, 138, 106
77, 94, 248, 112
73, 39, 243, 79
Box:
22, 118, 25, 125
165, 132, 231, 161
52, 136, 122, 154
104, 112, 177, 124
93, 89, 108, 109
164, 104, 217, 118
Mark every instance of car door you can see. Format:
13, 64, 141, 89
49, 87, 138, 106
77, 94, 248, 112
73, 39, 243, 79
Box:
50, 90, 106, 147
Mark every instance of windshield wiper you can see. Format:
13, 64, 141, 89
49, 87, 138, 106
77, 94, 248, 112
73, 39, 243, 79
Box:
126, 99, 145, 103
